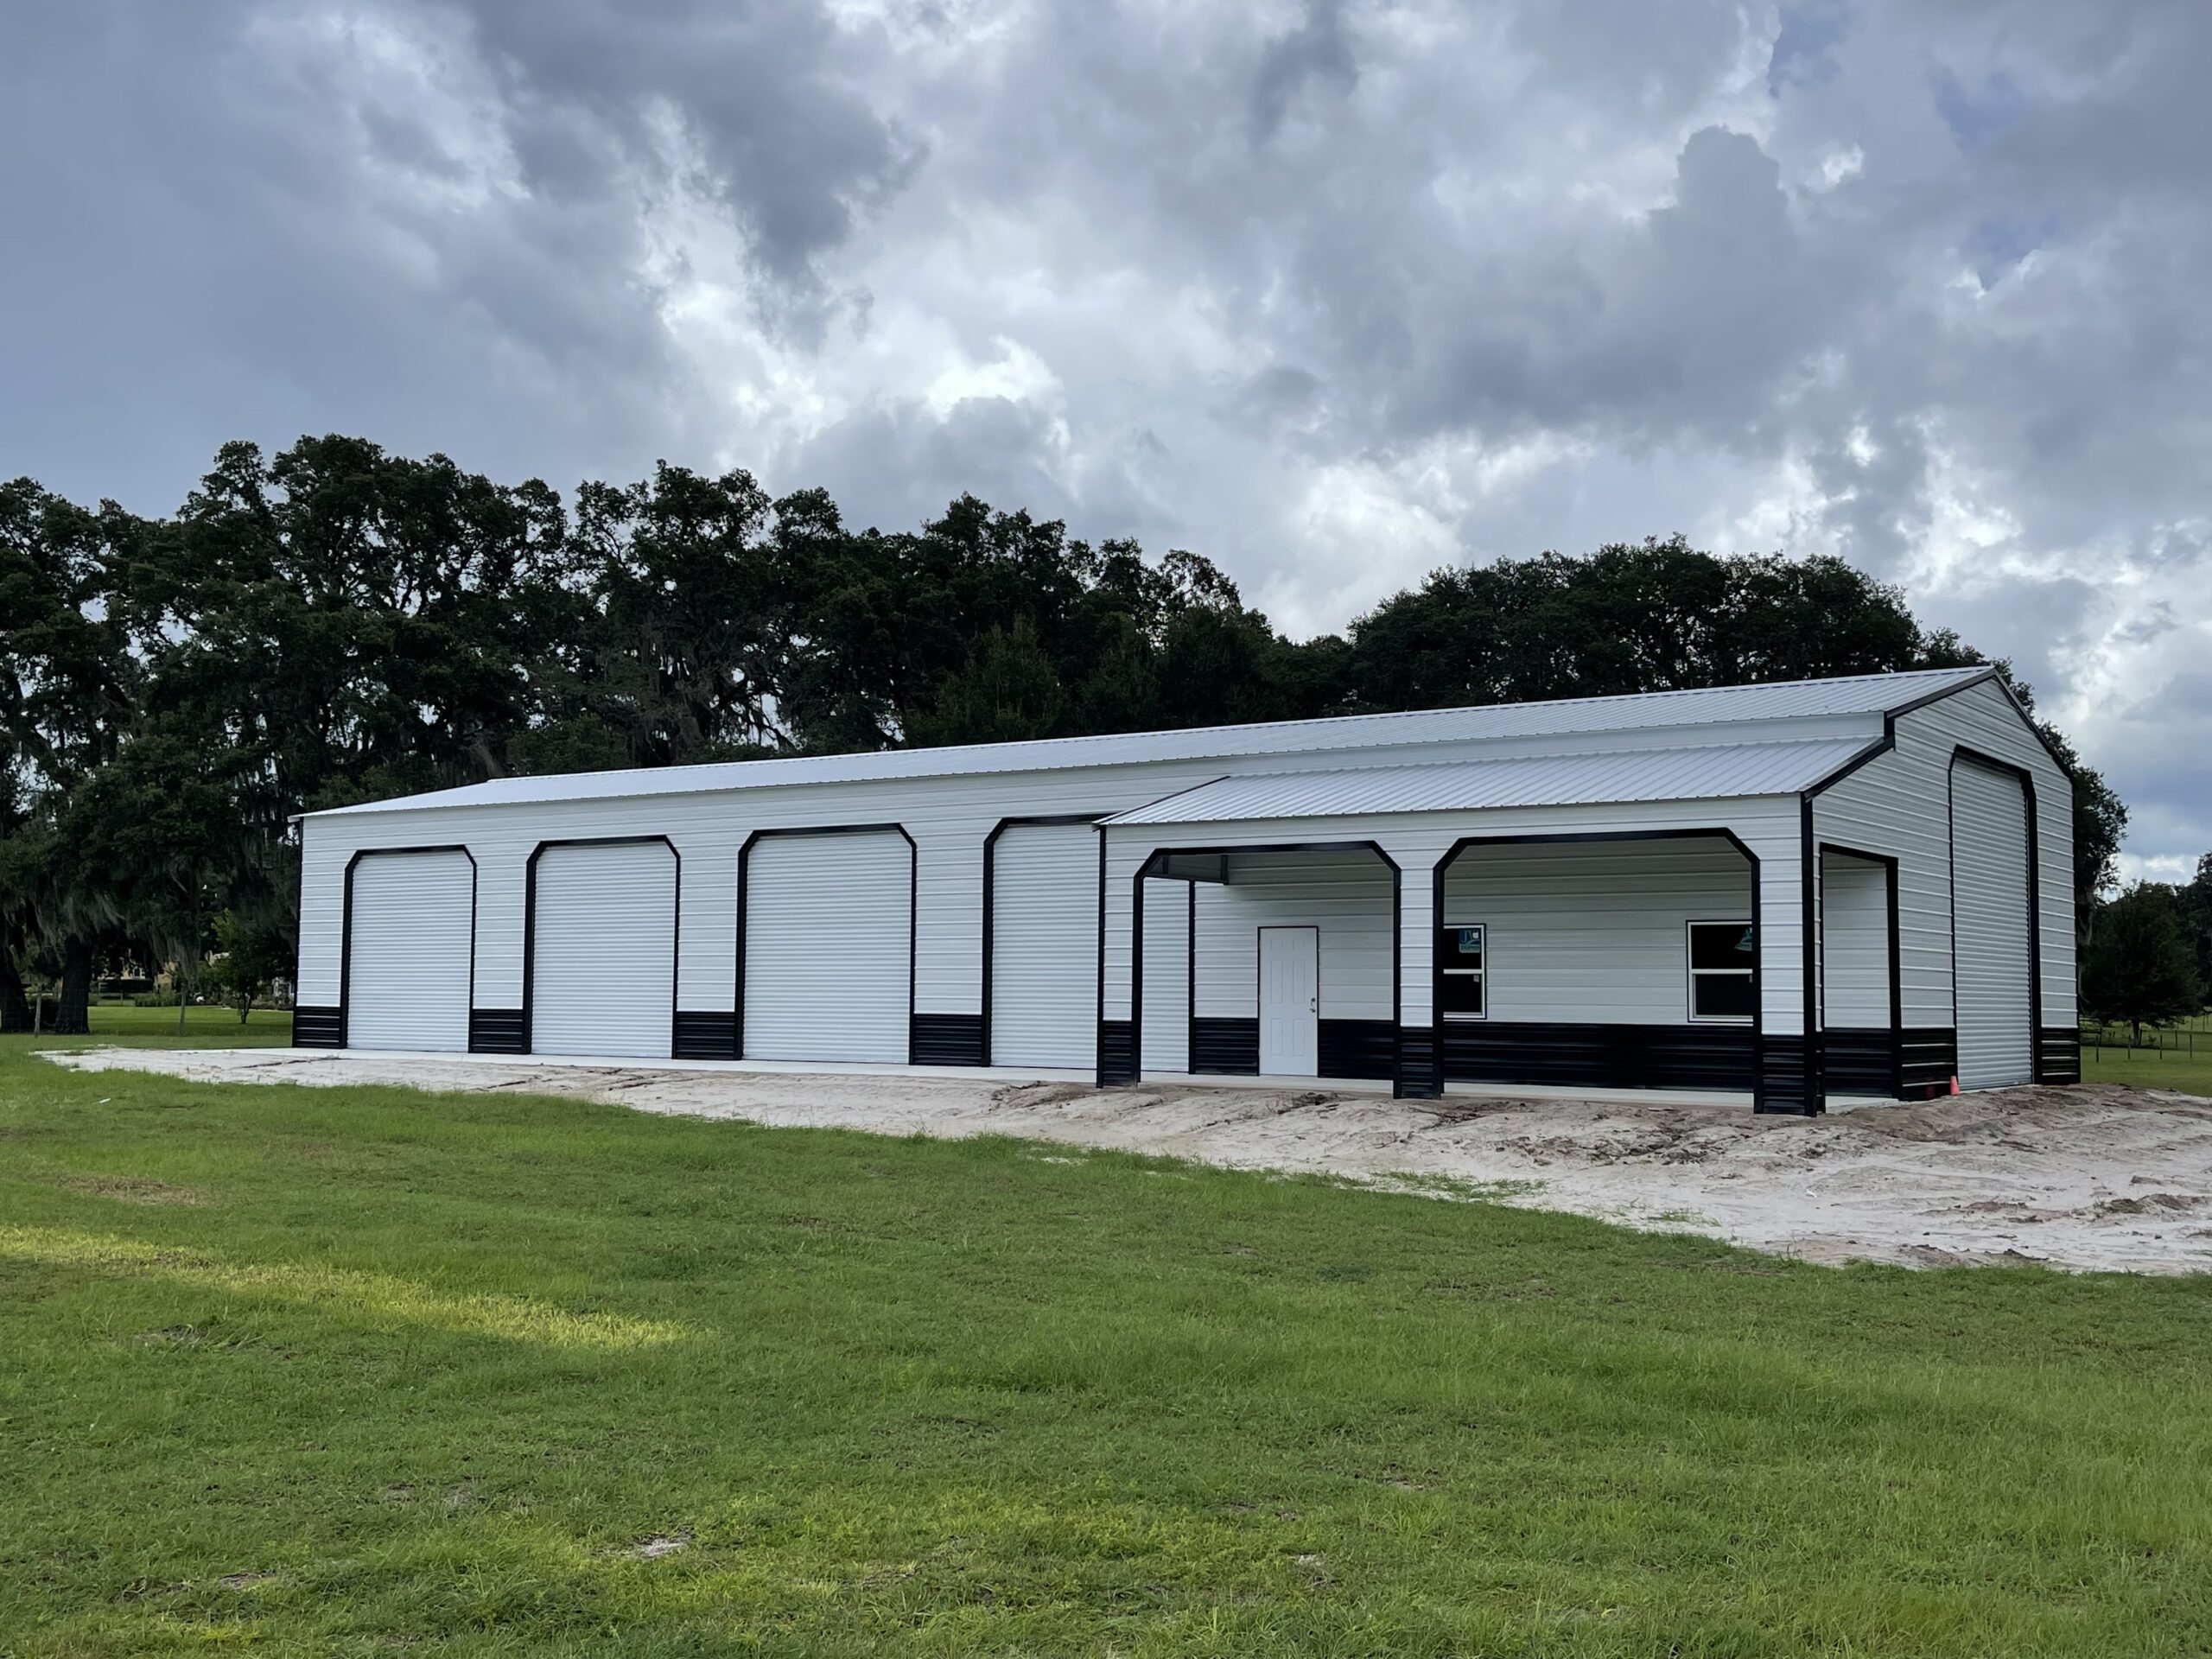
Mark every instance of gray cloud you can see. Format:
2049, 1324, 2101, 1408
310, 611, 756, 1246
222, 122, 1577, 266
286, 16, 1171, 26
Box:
1, 0, 2207, 870
447, 0, 915, 282
1250, 0, 1357, 142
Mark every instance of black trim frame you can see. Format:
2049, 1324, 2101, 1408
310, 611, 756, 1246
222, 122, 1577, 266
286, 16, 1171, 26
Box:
524, 836, 680, 1058
1433, 830, 1774, 1109
1186, 880, 1198, 1073
339, 844, 477, 1051
1113, 839, 1402, 1090
1946, 746, 2044, 1084
736, 823, 916, 1063
1815, 842, 1904, 1098
1799, 795, 1819, 1111
980, 814, 1103, 1065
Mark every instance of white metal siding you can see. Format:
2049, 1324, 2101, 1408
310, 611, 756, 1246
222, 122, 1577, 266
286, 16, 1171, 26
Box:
1820, 849, 1889, 1029
294, 739, 1868, 1032
1952, 759, 2034, 1088
347, 850, 472, 1052
989, 823, 1097, 1069
1193, 849, 1394, 1020
1141, 879, 1190, 1071
292, 676, 1955, 1060
1441, 837, 1753, 1025
1813, 677, 2075, 1032
1104, 798, 1805, 1041
531, 841, 677, 1058
746, 831, 911, 1064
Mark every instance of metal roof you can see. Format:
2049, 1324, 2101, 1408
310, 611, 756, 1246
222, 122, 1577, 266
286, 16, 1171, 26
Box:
1100, 737, 1873, 825
308, 666, 1986, 818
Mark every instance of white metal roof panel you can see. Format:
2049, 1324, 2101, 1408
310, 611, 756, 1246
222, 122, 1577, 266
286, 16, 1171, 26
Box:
308, 666, 1984, 818
1100, 737, 1872, 825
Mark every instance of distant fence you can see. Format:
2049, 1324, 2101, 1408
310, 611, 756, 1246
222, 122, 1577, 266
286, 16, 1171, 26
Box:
2082, 1016, 2208, 1062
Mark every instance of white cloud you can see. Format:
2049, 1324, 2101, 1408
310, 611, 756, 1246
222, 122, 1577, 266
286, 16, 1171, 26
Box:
3, 0, 2209, 868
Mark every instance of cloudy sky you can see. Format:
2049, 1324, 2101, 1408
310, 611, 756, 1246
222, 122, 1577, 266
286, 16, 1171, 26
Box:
3, 1, 2206, 874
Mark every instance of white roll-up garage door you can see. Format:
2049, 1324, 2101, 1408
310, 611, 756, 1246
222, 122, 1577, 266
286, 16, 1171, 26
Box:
1952, 759, 2033, 1089
989, 822, 1097, 1069
348, 849, 472, 1052
531, 840, 677, 1058
745, 830, 911, 1063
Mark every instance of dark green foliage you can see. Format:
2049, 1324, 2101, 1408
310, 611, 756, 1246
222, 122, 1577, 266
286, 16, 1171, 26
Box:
1343, 537, 1930, 708
206, 910, 291, 1021
2082, 883, 2207, 1041
0, 444, 2130, 1004
2182, 853, 2212, 989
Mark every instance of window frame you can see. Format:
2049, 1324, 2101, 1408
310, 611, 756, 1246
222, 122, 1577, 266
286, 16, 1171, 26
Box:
1685, 918, 1755, 1024
1437, 921, 1486, 1022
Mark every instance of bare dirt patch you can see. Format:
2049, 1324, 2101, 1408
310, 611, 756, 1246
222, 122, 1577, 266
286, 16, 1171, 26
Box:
48, 1049, 2212, 1274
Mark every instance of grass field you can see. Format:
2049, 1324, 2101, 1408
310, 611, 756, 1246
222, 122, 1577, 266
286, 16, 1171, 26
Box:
2082, 1014, 2212, 1097
3, 1039, 2211, 1655
17, 1004, 297, 1047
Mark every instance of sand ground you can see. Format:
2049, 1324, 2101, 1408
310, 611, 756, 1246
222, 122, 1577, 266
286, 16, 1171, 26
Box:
48, 1047, 2212, 1274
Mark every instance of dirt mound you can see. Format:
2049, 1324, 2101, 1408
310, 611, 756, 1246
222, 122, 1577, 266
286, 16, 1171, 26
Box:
48, 1051, 2212, 1275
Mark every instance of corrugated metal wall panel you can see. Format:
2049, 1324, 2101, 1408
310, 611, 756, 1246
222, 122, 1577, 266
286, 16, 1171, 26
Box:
1441, 838, 1752, 1026
1192, 850, 1394, 1020
347, 850, 471, 1052
293, 757, 1233, 1015
1934, 679, 2076, 1027
1951, 759, 2033, 1088
298, 722, 1887, 1076
531, 841, 676, 1058
746, 831, 911, 1064
1141, 880, 1190, 1072
989, 823, 1097, 1069
1812, 748, 1954, 1028
1820, 849, 1889, 1030
1813, 676, 2074, 1034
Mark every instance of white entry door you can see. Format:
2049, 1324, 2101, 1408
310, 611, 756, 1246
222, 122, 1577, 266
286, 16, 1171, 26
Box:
1258, 926, 1319, 1076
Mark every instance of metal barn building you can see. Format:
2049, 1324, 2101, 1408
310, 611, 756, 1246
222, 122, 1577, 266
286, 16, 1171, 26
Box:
292, 665, 2078, 1112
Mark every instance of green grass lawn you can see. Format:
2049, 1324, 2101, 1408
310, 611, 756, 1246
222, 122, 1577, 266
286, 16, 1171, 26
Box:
23, 1004, 296, 1047
2082, 1014, 2212, 1097
3, 1041, 2210, 1656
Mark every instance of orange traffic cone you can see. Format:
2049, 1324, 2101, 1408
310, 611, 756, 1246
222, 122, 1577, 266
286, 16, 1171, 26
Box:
1948, 1075, 1961, 1096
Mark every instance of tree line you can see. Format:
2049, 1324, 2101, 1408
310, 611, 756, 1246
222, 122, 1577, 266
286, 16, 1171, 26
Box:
2082, 860, 2212, 1043
0, 432, 2156, 1033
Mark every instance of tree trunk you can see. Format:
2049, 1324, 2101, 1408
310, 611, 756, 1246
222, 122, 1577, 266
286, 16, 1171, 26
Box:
54, 938, 92, 1034
0, 951, 30, 1033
